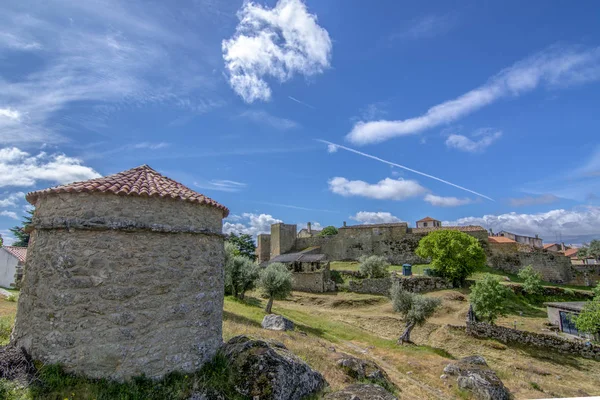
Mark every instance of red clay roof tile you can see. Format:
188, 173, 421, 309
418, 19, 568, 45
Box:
3, 246, 27, 263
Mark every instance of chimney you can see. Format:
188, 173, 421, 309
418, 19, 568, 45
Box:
307, 222, 311, 234
343, 221, 347, 227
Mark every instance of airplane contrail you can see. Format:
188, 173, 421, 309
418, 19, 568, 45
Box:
317, 139, 494, 202
288, 96, 316, 109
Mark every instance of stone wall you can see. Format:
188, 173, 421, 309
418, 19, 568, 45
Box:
466, 321, 600, 360
13, 192, 225, 381
570, 265, 600, 287
488, 250, 573, 283
257, 234, 271, 264
270, 223, 297, 258
292, 271, 335, 293
346, 274, 453, 295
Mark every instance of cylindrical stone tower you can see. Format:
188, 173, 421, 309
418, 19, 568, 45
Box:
12, 165, 229, 381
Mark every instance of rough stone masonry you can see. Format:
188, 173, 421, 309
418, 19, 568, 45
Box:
11, 165, 229, 381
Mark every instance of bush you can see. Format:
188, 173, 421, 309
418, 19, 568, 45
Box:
319, 226, 338, 237
415, 230, 486, 286
575, 298, 600, 339
358, 255, 389, 278
258, 263, 293, 314
592, 281, 600, 298
470, 274, 510, 324
517, 265, 543, 295
390, 281, 441, 343
225, 255, 259, 300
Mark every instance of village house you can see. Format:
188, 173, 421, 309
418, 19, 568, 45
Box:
545, 302, 596, 339
416, 216, 441, 228
297, 222, 322, 238
0, 246, 27, 288
496, 230, 543, 249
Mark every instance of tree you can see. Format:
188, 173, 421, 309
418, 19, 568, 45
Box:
592, 281, 600, 298
575, 298, 600, 339
578, 247, 589, 263
578, 240, 600, 263
517, 265, 543, 295
470, 274, 510, 324
358, 255, 390, 278
0, 234, 3, 248
226, 233, 257, 261
9, 209, 33, 247
415, 230, 486, 286
390, 281, 441, 344
225, 255, 259, 300
258, 263, 292, 314
319, 226, 338, 237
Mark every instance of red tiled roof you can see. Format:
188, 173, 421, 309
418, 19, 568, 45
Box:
412, 225, 487, 234
563, 248, 579, 258
26, 165, 229, 217
417, 216, 439, 222
543, 243, 557, 250
489, 236, 516, 244
3, 246, 27, 263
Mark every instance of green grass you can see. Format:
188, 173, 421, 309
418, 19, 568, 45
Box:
329, 262, 430, 275
470, 265, 593, 291
0, 315, 13, 345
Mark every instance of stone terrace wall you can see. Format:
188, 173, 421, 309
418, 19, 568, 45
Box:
488, 251, 573, 283
570, 265, 600, 287
346, 275, 453, 295
466, 322, 600, 360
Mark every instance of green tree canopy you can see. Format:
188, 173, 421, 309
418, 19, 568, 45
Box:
575, 298, 600, 339
358, 255, 389, 278
517, 265, 543, 295
415, 230, 486, 286
319, 226, 338, 237
579, 240, 600, 261
226, 233, 257, 261
9, 209, 33, 247
390, 282, 441, 344
225, 255, 259, 300
470, 274, 510, 324
258, 262, 293, 314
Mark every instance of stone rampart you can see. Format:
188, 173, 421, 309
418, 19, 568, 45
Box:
346, 275, 453, 295
466, 322, 600, 360
488, 251, 573, 283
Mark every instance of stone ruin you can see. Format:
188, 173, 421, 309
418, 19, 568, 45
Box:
11, 165, 228, 381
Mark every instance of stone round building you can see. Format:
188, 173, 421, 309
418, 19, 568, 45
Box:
12, 165, 229, 380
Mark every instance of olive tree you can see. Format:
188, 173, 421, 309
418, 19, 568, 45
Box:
470, 274, 510, 324
225, 255, 259, 299
517, 265, 543, 295
258, 262, 293, 314
358, 255, 390, 278
415, 230, 486, 286
390, 281, 441, 344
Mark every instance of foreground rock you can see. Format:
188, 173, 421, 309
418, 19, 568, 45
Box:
221, 335, 326, 400
443, 356, 510, 400
325, 384, 398, 400
335, 353, 391, 385
261, 314, 295, 331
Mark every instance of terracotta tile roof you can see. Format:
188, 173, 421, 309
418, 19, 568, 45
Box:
563, 248, 579, 258
2, 246, 27, 263
543, 243, 557, 250
489, 236, 516, 244
26, 165, 229, 217
417, 216, 439, 222
411, 225, 487, 234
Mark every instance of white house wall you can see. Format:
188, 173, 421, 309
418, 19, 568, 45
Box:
0, 249, 18, 288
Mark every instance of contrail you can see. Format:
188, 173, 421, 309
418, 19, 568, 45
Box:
317, 139, 495, 202
288, 96, 315, 109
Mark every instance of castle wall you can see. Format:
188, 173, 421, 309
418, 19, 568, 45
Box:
488, 250, 573, 283
270, 223, 297, 258
256, 234, 271, 263
12, 192, 225, 381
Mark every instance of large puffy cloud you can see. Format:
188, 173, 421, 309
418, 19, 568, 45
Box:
350, 211, 402, 224
446, 207, 600, 243
0, 210, 18, 220
424, 194, 472, 207
223, 213, 282, 238
347, 45, 600, 145
328, 177, 427, 200
222, 0, 332, 103
0, 147, 100, 188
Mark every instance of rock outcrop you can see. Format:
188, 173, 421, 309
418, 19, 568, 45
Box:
261, 314, 295, 331
221, 335, 326, 400
335, 353, 390, 385
324, 384, 398, 400
443, 356, 510, 400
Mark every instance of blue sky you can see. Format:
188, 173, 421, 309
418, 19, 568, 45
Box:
1, 0, 599, 244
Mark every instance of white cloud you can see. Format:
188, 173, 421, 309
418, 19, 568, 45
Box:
0, 192, 25, 207
509, 194, 559, 207
194, 179, 247, 193
0, 147, 100, 188
223, 213, 282, 237
424, 194, 472, 207
327, 144, 338, 153
390, 14, 458, 41
350, 211, 402, 224
446, 207, 600, 243
298, 221, 323, 232
0, 211, 18, 220
0, 32, 42, 50
239, 110, 299, 130
329, 177, 427, 200
222, 0, 332, 103
445, 129, 502, 153
0, 108, 21, 120
133, 142, 170, 150
347, 45, 600, 145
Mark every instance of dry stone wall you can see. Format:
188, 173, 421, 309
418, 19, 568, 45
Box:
12, 192, 225, 381
346, 275, 453, 295
488, 251, 573, 283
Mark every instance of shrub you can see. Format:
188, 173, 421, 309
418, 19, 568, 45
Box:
390, 281, 441, 344
575, 298, 600, 338
358, 255, 390, 278
470, 274, 510, 324
592, 281, 600, 298
258, 263, 293, 314
415, 230, 486, 286
225, 255, 259, 300
319, 226, 338, 237
517, 265, 543, 295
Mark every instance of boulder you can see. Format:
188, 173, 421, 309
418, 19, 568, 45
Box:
324, 384, 398, 400
221, 335, 326, 400
443, 356, 510, 400
261, 314, 295, 331
335, 353, 390, 384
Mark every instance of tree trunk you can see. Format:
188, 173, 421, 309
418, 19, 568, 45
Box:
239, 291, 245, 300
398, 321, 416, 344
265, 296, 274, 314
